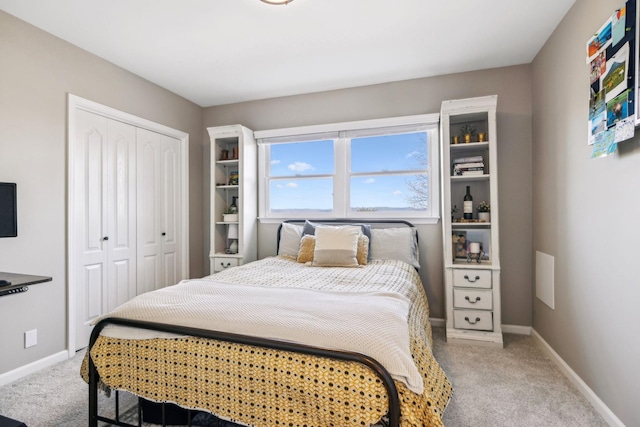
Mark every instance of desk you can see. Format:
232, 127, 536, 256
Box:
0, 272, 52, 297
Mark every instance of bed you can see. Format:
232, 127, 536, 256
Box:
82, 220, 452, 427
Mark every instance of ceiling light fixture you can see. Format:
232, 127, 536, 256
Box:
260, 0, 294, 4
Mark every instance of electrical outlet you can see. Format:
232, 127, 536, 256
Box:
25, 329, 37, 348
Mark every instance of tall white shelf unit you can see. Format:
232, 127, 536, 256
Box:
440, 95, 503, 347
208, 125, 258, 274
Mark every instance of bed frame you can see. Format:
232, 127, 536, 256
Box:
88, 219, 418, 427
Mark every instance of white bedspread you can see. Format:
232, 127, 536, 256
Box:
96, 278, 424, 394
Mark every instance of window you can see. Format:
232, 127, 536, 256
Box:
256, 114, 440, 223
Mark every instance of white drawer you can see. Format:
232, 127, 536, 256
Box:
453, 289, 493, 310
213, 257, 239, 272
453, 309, 494, 331
453, 269, 492, 289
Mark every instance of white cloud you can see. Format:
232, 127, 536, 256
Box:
363, 178, 375, 184
406, 150, 420, 158
271, 159, 281, 165
276, 184, 283, 189
288, 161, 313, 172
392, 190, 403, 195
286, 182, 299, 188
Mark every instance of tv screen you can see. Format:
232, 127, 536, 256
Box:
0, 183, 17, 238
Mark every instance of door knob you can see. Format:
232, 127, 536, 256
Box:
103, 236, 109, 241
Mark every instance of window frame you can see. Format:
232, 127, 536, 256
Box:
255, 114, 440, 224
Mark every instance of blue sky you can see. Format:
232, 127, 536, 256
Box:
269, 132, 428, 211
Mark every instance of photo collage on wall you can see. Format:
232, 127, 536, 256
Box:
587, 0, 637, 158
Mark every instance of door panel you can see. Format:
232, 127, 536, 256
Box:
137, 130, 182, 292
74, 111, 136, 350
75, 110, 108, 349
106, 119, 137, 311
161, 136, 181, 286
137, 128, 162, 293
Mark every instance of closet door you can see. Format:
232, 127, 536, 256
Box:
136, 128, 182, 294
73, 110, 136, 349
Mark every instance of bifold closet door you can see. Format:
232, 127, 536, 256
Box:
136, 128, 182, 295
73, 110, 137, 349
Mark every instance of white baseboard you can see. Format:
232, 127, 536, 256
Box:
0, 351, 68, 387
429, 317, 445, 327
502, 324, 532, 335
532, 329, 625, 427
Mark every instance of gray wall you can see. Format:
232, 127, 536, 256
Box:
203, 65, 533, 323
532, 0, 639, 425
0, 11, 204, 374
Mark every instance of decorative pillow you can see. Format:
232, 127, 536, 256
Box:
301, 219, 318, 236
298, 234, 369, 265
356, 234, 369, 265
296, 234, 316, 263
278, 222, 303, 257
303, 220, 372, 260
312, 225, 361, 267
369, 227, 420, 268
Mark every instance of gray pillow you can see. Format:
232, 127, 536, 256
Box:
369, 227, 420, 268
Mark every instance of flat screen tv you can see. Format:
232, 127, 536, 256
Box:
0, 183, 17, 238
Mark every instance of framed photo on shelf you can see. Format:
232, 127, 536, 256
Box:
452, 231, 468, 259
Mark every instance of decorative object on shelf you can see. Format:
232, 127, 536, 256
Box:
452, 155, 484, 176
451, 204, 458, 221
223, 198, 239, 222
460, 123, 476, 143
220, 149, 229, 160
259, 0, 293, 4
232, 147, 239, 159
227, 223, 239, 254
477, 132, 486, 142
223, 214, 238, 223
463, 185, 473, 219
477, 201, 490, 222
452, 135, 460, 145
466, 241, 483, 263
228, 171, 239, 186
452, 231, 467, 259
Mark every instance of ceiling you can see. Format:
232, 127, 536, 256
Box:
0, 0, 575, 107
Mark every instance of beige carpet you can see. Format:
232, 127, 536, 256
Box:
0, 328, 608, 426
433, 328, 608, 427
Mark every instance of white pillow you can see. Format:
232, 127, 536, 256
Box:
312, 225, 361, 267
369, 227, 420, 268
278, 222, 303, 257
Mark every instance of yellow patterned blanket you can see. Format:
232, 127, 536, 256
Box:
82, 257, 452, 427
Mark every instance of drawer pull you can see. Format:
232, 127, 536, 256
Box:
464, 316, 482, 325
464, 275, 481, 283
220, 262, 231, 268
465, 296, 481, 304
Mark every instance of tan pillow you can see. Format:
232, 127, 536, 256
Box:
297, 234, 316, 263
298, 233, 368, 266
356, 234, 369, 266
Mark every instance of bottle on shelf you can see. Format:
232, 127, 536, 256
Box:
229, 196, 238, 214
463, 186, 473, 219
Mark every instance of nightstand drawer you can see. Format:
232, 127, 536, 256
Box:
453, 269, 492, 289
453, 309, 493, 331
213, 257, 239, 272
453, 289, 492, 310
